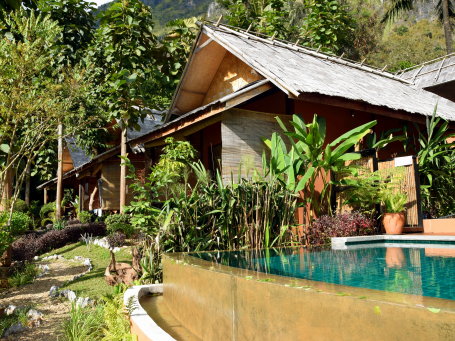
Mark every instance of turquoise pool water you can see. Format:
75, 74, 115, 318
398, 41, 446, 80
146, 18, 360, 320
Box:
192, 246, 455, 300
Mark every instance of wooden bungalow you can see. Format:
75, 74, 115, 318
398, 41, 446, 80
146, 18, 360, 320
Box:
37, 114, 162, 213
38, 23, 455, 227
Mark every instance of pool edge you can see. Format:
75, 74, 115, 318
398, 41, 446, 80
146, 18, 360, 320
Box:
124, 284, 176, 341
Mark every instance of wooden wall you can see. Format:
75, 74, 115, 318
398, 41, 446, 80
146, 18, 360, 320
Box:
378, 158, 422, 227
100, 155, 146, 211
62, 147, 74, 173
202, 52, 262, 105
221, 108, 290, 182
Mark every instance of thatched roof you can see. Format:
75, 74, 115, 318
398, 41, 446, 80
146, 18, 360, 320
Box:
127, 112, 164, 141
195, 24, 455, 121
399, 53, 455, 102
37, 114, 164, 190
65, 137, 91, 168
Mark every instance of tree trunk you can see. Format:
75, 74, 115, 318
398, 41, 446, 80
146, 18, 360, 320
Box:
0, 168, 13, 211
25, 162, 31, 205
55, 123, 63, 220
442, 0, 453, 54
120, 125, 127, 213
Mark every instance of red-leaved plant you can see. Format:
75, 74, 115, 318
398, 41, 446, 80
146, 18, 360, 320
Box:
308, 212, 375, 246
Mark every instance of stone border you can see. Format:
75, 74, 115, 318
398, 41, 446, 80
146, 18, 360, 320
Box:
124, 284, 175, 341
331, 234, 455, 249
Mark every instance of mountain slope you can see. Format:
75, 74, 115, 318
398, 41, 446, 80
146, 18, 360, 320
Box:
98, 0, 214, 29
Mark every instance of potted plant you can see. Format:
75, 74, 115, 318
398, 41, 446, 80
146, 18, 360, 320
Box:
381, 191, 407, 234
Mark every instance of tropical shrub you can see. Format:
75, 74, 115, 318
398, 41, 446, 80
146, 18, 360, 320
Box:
78, 211, 92, 224
308, 212, 375, 245
414, 110, 455, 218
265, 114, 376, 222
61, 288, 132, 341
424, 161, 455, 217
0, 306, 29, 337
40, 202, 56, 226
124, 137, 197, 232
11, 222, 106, 261
380, 190, 407, 214
12, 199, 28, 213
0, 211, 32, 235
105, 214, 134, 237
341, 166, 407, 216
138, 162, 298, 282
8, 263, 38, 287
0, 214, 13, 256
107, 232, 126, 248
53, 219, 66, 230
62, 303, 104, 341
101, 290, 133, 341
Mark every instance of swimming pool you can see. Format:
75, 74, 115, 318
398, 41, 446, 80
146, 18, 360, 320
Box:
191, 245, 455, 300
156, 246, 455, 341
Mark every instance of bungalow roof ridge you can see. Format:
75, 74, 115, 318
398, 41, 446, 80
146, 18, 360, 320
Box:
397, 52, 455, 78
202, 22, 411, 85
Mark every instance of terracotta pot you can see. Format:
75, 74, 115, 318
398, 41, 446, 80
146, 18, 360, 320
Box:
383, 212, 405, 235
385, 247, 406, 268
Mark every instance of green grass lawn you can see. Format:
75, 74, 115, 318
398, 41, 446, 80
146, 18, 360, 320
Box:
43, 242, 133, 299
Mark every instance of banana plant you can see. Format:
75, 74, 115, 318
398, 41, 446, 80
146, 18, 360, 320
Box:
265, 114, 376, 219
415, 107, 455, 206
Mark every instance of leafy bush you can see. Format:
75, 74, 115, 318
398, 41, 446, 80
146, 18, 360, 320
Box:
101, 292, 133, 341
61, 290, 132, 341
8, 263, 38, 287
9, 233, 38, 261
11, 223, 106, 261
415, 111, 455, 218
308, 212, 375, 246
105, 214, 134, 237
106, 232, 126, 247
53, 219, 66, 230
78, 211, 92, 224
0, 306, 29, 337
40, 202, 56, 226
0, 211, 32, 236
381, 192, 407, 213
424, 162, 455, 217
12, 199, 28, 213
62, 303, 104, 341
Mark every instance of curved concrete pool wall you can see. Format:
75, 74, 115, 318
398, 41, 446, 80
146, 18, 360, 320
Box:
124, 284, 176, 341
163, 252, 455, 341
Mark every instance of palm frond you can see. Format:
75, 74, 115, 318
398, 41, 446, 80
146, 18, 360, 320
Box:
382, 0, 415, 23
436, 0, 455, 23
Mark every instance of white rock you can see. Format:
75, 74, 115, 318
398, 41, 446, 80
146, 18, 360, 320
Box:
49, 285, 59, 297
5, 305, 16, 316
3, 323, 26, 337
26, 309, 43, 321
75, 297, 93, 308
83, 259, 91, 267
33, 256, 39, 261
67, 290, 77, 302
94, 238, 110, 249
39, 264, 50, 273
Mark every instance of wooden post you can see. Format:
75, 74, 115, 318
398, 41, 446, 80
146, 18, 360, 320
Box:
55, 123, 63, 220
25, 162, 31, 205
120, 125, 127, 213
43, 187, 48, 204
78, 182, 84, 212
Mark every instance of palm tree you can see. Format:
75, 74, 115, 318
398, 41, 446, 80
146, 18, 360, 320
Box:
383, 0, 454, 54
0, 0, 36, 11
